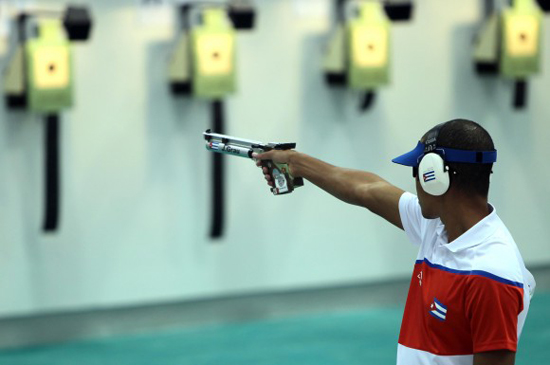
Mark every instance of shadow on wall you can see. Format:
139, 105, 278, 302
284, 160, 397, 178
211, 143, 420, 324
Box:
145, 39, 211, 250
450, 21, 534, 123
449, 20, 540, 202
449, 20, 550, 263
298, 33, 391, 174
0, 57, 46, 312
297, 32, 415, 276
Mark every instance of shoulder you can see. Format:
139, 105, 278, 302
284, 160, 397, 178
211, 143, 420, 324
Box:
469, 220, 525, 287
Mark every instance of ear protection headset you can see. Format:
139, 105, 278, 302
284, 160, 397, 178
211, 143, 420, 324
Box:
412, 123, 497, 196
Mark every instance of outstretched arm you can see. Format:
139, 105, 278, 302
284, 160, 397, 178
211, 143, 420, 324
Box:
254, 150, 405, 229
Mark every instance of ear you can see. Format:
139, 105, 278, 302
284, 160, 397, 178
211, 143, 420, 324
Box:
418, 153, 450, 196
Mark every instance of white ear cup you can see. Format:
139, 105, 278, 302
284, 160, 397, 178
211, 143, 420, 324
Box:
418, 153, 450, 196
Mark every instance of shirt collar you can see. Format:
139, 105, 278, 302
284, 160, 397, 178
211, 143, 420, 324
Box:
437, 204, 498, 252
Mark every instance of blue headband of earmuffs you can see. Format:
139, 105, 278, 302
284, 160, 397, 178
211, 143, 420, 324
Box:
392, 121, 497, 168
392, 141, 497, 167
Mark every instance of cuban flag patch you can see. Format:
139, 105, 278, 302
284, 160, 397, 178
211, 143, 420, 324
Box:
423, 170, 436, 182
429, 298, 447, 321
209, 141, 221, 151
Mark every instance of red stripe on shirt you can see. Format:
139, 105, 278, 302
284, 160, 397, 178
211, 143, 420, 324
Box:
398, 261, 523, 355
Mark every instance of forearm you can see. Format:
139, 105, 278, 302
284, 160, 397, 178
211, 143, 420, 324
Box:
289, 152, 387, 206
256, 149, 404, 228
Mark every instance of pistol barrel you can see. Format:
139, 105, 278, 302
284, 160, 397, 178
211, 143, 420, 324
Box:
205, 141, 254, 158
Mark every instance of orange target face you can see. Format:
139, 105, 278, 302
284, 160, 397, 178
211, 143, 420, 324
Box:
506, 14, 539, 57
352, 25, 388, 68
33, 46, 70, 89
196, 34, 234, 76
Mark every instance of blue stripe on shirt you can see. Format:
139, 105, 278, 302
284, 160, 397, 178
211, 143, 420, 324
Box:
415, 258, 524, 289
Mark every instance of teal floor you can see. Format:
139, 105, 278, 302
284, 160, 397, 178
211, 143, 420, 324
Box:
0, 292, 548, 365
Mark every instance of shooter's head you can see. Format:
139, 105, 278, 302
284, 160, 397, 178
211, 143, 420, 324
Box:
392, 119, 496, 218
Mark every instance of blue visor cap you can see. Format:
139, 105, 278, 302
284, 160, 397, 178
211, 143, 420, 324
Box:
392, 141, 497, 167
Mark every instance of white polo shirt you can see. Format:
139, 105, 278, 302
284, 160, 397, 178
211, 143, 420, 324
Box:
397, 192, 535, 365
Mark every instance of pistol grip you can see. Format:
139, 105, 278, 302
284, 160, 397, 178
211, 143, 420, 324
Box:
261, 160, 292, 195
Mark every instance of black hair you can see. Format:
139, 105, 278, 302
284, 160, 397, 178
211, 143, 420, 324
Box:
434, 119, 495, 197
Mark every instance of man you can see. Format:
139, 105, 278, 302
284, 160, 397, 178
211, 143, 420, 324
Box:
254, 119, 535, 365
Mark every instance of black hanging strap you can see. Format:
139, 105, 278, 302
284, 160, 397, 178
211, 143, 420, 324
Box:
513, 80, 527, 109
483, 0, 494, 18
210, 100, 225, 239
43, 114, 61, 232
336, 0, 347, 22
360, 91, 376, 111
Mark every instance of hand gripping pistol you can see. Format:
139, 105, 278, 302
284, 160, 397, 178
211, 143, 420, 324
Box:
203, 129, 304, 195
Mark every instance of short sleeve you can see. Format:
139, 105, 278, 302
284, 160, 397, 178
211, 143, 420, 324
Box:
398, 192, 425, 246
465, 276, 524, 353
